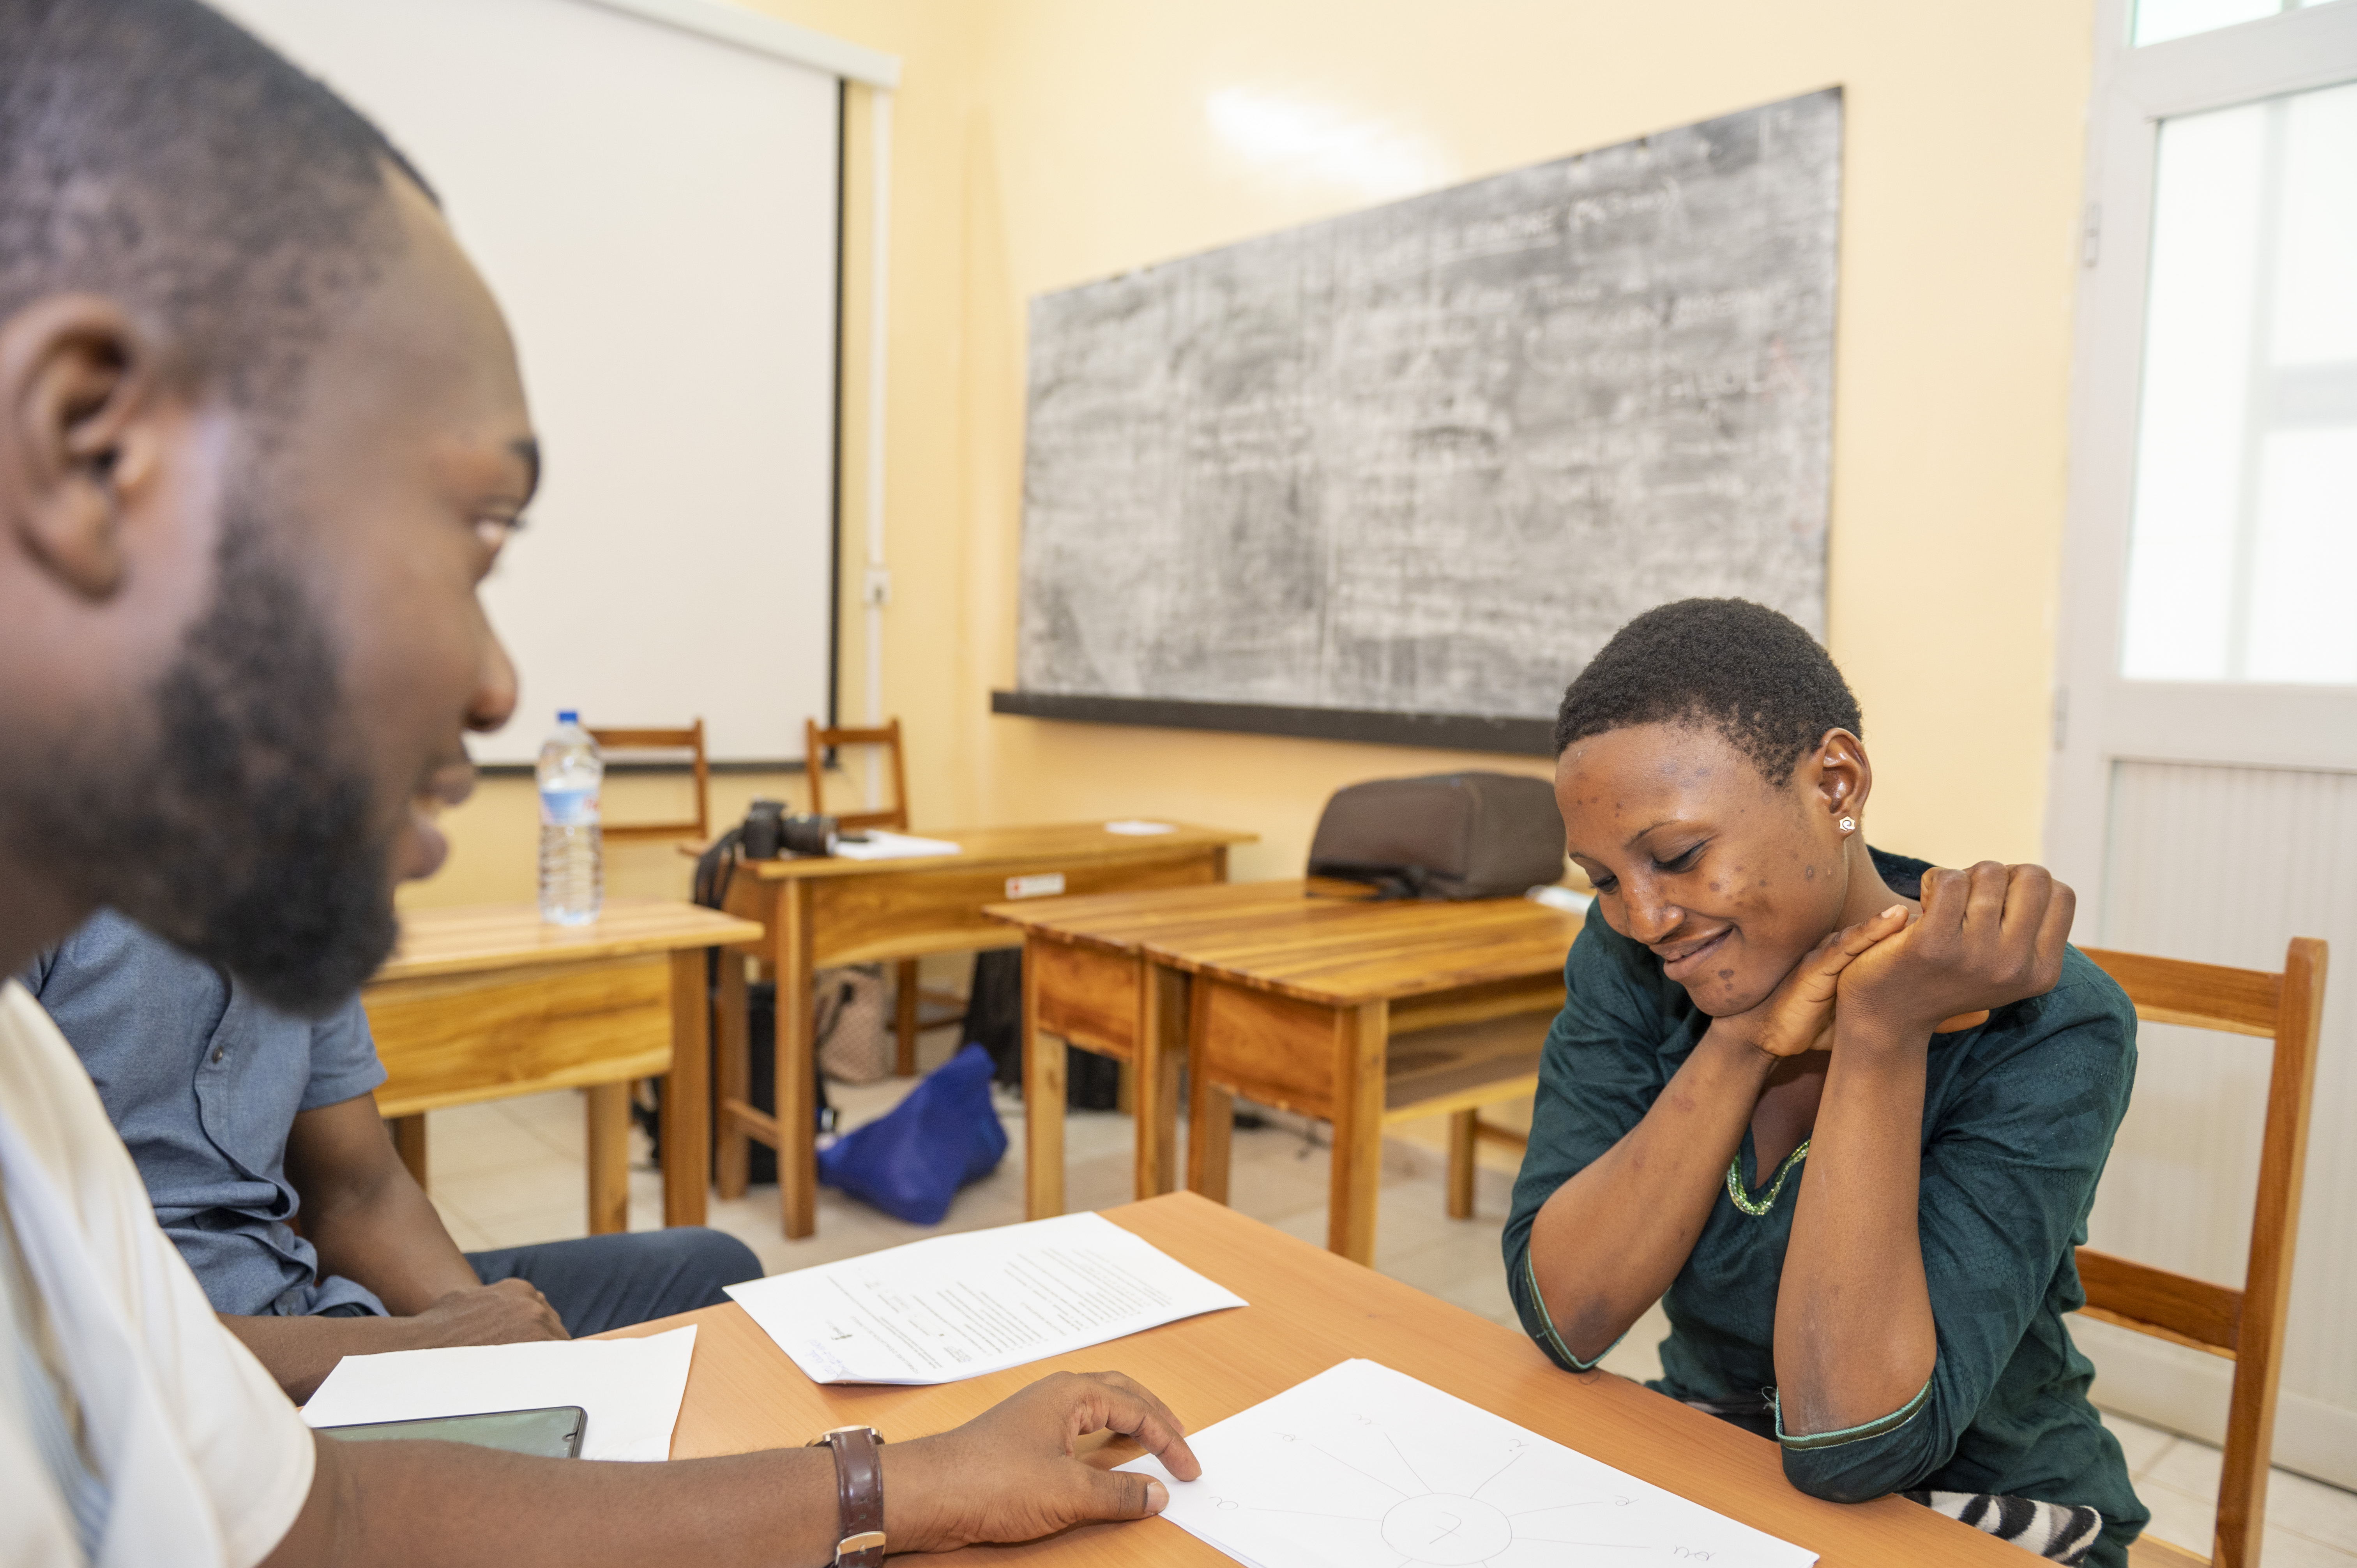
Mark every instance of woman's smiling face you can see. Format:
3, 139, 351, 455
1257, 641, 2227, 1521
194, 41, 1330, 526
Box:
1556, 720, 1863, 1016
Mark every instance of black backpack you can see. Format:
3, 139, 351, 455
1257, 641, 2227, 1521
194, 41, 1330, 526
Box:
632, 830, 834, 1177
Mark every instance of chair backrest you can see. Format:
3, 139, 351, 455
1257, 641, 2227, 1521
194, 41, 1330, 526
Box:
804, 717, 910, 833
2074, 938, 2328, 1568
583, 719, 709, 842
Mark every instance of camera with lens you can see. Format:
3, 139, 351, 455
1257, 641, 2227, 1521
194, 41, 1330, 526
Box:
741, 797, 836, 859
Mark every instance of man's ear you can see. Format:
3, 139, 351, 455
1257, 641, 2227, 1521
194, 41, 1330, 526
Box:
1811, 727, 1873, 825
0, 294, 165, 599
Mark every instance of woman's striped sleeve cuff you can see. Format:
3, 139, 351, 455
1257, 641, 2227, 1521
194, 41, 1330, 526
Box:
1773, 1376, 1933, 1451
1519, 1252, 1619, 1372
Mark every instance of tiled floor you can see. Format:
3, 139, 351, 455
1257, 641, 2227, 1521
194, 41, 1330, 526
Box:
422, 1029, 2357, 1565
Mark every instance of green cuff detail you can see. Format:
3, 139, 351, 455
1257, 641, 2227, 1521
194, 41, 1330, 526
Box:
1773, 1375, 1932, 1451
1520, 1252, 1618, 1372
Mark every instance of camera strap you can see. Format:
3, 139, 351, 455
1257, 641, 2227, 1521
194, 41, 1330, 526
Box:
692, 826, 747, 914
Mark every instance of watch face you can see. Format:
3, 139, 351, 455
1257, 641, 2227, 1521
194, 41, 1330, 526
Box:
813, 1425, 876, 1446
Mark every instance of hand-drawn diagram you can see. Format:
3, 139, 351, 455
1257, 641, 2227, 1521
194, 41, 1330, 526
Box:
1017, 90, 1841, 738
1120, 1360, 1815, 1568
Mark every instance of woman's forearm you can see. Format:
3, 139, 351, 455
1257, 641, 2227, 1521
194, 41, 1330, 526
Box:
1528, 1023, 1774, 1362
1772, 1016, 1938, 1435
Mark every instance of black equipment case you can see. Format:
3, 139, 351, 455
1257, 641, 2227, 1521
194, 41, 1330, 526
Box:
1306, 771, 1566, 900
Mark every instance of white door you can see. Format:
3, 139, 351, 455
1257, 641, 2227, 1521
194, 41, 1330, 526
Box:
2049, 0, 2357, 1490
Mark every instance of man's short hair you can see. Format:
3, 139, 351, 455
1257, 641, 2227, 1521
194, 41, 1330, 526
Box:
0, 0, 424, 410
1553, 598, 1864, 786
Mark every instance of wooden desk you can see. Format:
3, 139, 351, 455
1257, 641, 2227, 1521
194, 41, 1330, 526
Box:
604, 1193, 2019, 1567
703, 822, 1256, 1238
365, 899, 762, 1233
988, 881, 1355, 1220
993, 882, 1582, 1264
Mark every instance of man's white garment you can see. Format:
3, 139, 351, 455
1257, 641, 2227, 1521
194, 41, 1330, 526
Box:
0, 980, 315, 1567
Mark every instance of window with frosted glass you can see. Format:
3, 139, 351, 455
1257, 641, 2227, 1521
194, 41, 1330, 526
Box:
2119, 78, 2357, 683
2135, 0, 2347, 48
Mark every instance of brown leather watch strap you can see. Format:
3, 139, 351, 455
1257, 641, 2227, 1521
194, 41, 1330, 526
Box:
809, 1425, 886, 1566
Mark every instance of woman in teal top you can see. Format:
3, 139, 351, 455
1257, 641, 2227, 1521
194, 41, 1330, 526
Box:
1505, 599, 2148, 1566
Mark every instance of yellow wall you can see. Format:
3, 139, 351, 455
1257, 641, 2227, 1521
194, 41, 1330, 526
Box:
408, 0, 2099, 909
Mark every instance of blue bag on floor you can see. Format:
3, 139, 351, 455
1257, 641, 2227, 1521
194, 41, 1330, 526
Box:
816, 1043, 1007, 1225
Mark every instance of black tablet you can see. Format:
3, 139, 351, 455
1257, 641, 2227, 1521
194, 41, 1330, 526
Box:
318, 1405, 587, 1458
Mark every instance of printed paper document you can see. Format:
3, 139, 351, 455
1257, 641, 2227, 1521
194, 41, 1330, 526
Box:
1118, 1359, 1817, 1568
302, 1325, 696, 1462
727, 1212, 1246, 1384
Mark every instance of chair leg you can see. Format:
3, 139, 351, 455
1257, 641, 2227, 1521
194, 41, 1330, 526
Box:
1189, 1084, 1233, 1206
716, 955, 750, 1201
1447, 1109, 1478, 1220
586, 1082, 631, 1235
389, 1114, 428, 1188
894, 959, 920, 1076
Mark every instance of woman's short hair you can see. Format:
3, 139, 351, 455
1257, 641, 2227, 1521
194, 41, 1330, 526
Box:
1553, 598, 1862, 786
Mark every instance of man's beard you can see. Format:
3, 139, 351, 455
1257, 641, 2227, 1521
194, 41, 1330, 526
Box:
19, 505, 399, 1016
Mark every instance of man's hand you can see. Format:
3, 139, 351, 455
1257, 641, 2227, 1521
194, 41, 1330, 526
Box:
223, 1278, 564, 1404
407, 1278, 569, 1348
1722, 905, 1913, 1060
1837, 862, 2075, 1037
880, 1370, 1200, 1551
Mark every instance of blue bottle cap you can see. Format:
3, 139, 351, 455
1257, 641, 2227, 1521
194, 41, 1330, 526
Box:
558, 709, 579, 724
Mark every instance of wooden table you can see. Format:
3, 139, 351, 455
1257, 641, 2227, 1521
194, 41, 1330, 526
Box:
704, 822, 1257, 1238
365, 899, 762, 1233
991, 882, 1583, 1264
603, 1192, 2019, 1567
988, 881, 1350, 1219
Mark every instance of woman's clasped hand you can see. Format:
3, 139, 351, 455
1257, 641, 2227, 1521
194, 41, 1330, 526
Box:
1832, 861, 2076, 1040
1722, 860, 2076, 1062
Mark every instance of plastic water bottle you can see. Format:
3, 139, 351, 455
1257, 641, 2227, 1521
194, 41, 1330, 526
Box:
537, 710, 603, 925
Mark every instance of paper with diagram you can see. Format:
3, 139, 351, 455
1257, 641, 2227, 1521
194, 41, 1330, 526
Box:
726, 1211, 1246, 1384
1118, 1360, 1816, 1568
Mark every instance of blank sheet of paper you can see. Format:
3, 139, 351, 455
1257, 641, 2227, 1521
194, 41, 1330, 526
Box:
830, 831, 962, 861
1118, 1359, 1817, 1568
300, 1325, 696, 1462
727, 1212, 1246, 1384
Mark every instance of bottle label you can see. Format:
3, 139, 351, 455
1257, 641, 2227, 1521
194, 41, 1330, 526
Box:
540, 785, 600, 828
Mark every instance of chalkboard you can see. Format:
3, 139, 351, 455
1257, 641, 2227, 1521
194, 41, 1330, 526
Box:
999, 89, 1842, 755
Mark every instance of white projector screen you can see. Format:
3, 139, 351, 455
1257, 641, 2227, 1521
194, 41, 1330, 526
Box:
210, 0, 841, 764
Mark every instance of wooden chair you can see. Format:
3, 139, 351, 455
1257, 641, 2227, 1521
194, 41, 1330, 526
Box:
585, 720, 709, 843
2074, 937, 2328, 1568
804, 717, 911, 835
804, 717, 964, 1073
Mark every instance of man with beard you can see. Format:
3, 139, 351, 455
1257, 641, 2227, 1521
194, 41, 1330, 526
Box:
0, 2, 1199, 1563
25, 907, 765, 1405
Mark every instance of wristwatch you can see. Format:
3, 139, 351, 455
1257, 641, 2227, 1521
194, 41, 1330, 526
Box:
808, 1424, 887, 1566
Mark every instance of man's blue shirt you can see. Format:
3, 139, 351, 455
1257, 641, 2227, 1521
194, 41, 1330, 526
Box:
24, 909, 390, 1316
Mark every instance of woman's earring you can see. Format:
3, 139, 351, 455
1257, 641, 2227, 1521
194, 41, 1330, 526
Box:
1838, 816, 1856, 833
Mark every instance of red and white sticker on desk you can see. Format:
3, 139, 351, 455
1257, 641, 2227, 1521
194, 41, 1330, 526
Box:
1004, 872, 1066, 899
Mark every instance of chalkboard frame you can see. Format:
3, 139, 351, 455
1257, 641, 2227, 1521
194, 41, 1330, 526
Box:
989, 690, 1554, 756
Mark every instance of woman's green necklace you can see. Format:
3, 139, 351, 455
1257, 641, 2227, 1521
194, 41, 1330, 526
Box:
1726, 1140, 1811, 1217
